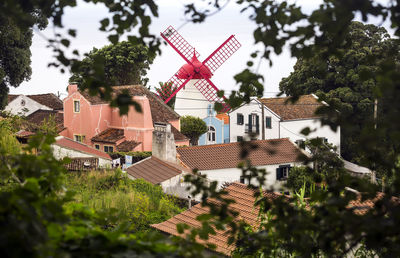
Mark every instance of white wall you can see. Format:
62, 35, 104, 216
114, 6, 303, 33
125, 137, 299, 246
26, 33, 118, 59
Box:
5, 95, 51, 116
161, 173, 191, 199
229, 99, 281, 142
199, 162, 303, 191
229, 99, 341, 154
51, 144, 111, 167
281, 119, 341, 154
174, 80, 211, 118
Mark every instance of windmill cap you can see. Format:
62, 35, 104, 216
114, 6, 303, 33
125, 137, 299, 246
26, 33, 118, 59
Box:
177, 54, 212, 80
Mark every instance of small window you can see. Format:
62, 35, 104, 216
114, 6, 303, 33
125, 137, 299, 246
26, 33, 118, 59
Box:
276, 165, 291, 181
20, 99, 26, 106
104, 146, 114, 153
207, 126, 216, 143
237, 136, 243, 142
237, 113, 244, 125
240, 176, 245, 184
265, 117, 272, 129
74, 135, 83, 142
94, 144, 100, 150
73, 100, 80, 113
295, 139, 305, 150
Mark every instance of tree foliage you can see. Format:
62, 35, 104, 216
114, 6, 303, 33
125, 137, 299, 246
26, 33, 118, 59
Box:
280, 22, 399, 171
0, 14, 47, 109
69, 41, 154, 87
180, 115, 208, 146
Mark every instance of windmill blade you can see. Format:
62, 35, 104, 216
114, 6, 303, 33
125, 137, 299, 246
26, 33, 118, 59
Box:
194, 78, 230, 112
157, 68, 193, 104
161, 26, 200, 64
202, 35, 241, 74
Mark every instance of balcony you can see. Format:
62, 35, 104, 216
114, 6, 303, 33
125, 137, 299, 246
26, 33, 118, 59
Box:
244, 124, 260, 134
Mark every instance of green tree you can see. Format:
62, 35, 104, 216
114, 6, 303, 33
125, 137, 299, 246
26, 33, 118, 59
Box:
69, 41, 154, 87
279, 22, 399, 169
0, 15, 47, 109
180, 115, 207, 146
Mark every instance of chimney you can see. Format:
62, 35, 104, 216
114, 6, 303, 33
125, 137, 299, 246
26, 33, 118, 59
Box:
68, 84, 78, 95
152, 122, 177, 163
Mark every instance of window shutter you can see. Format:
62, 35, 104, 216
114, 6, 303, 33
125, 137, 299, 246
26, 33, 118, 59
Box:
237, 114, 243, 125
248, 114, 252, 131
256, 115, 260, 134
276, 167, 283, 180
266, 117, 271, 128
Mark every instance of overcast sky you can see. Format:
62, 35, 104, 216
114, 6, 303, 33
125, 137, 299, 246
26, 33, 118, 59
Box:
10, 0, 390, 100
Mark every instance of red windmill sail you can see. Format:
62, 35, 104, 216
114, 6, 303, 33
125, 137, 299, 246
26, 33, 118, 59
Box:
158, 26, 241, 112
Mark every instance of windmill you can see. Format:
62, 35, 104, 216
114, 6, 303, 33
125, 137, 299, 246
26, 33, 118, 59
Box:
158, 26, 241, 117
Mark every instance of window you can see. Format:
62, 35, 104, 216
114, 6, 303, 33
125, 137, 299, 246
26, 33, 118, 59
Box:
207, 126, 216, 143
74, 135, 85, 143
276, 165, 291, 181
295, 139, 305, 149
246, 114, 259, 134
237, 113, 244, 125
240, 176, 245, 184
265, 116, 272, 128
237, 136, 243, 142
104, 145, 114, 153
94, 144, 100, 150
20, 99, 26, 106
73, 100, 80, 113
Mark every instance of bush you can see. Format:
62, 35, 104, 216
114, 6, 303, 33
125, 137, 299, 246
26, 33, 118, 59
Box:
286, 166, 322, 196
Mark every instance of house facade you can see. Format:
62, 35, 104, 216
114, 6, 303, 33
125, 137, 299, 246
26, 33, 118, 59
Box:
229, 95, 341, 154
5, 93, 63, 116
198, 105, 229, 145
177, 138, 306, 190
61, 84, 189, 153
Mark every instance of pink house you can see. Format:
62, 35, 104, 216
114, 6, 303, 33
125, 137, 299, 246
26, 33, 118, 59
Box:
61, 84, 189, 152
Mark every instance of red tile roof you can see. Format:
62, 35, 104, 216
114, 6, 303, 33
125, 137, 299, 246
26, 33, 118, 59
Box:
126, 156, 190, 184
260, 94, 323, 120
54, 136, 111, 160
27, 93, 63, 110
91, 128, 125, 143
79, 85, 180, 123
7, 94, 18, 104
26, 109, 64, 133
171, 125, 189, 141
177, 138, 304, 170
116, 140, 141, 152
151, 182, 281, 255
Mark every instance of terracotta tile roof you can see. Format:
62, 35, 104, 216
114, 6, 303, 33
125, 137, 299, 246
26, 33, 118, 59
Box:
7, 94, 18, 104
171, 125, 188, 141
126, 156, 190, 184
64, 157, 99, 171
54, 136, 111, 160
216, 113, 229, 124
15, 130, 35, 138
27, 93, 63, 110
80, 85, 180, 123
91, 128, 125, 144
152, 182, 281, 255
177, 138, 304, 170
26, 109, 64, 133
348, 192, 400, 215
259, 94, 323, 120
116, 140, 141, 152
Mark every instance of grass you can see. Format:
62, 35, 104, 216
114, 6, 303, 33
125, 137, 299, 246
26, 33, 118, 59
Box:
65, 169, 184, 232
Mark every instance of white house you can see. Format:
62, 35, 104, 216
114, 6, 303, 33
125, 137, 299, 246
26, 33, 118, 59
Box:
52, 136, 112, 168
177, 138, 306, 191
6, 93, 63, 116
228, 94, 341, 154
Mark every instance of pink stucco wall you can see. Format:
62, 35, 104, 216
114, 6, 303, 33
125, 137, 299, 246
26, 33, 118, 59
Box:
63, 85, 183, 152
